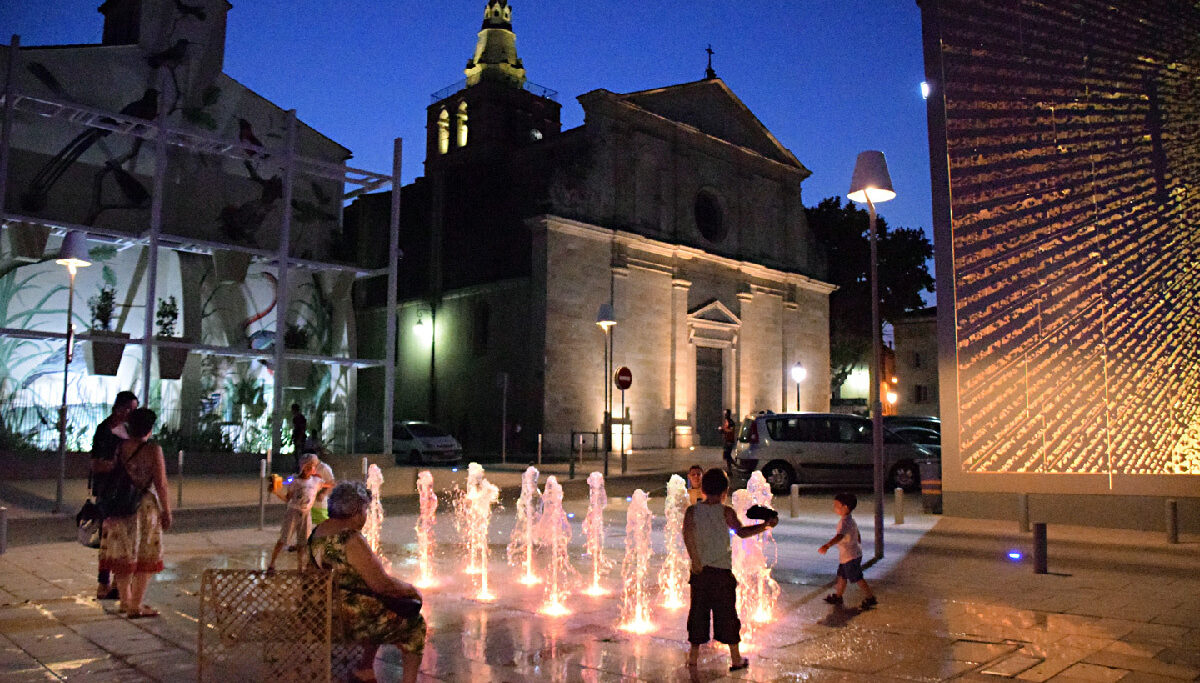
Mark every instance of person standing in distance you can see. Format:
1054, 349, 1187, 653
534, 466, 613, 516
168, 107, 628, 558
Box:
719, 409, 737, 472
90, 390, 138, 600
290, 403, 307, 470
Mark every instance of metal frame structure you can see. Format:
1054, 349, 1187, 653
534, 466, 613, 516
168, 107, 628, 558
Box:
0, 37, 400, 457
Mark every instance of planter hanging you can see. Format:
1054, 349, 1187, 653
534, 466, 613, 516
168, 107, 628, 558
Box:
8, 222, 51, 263
212, 249, 252, 284
156, 341, 190, 380
284, 358, 311, 389
86, 331, 130, 376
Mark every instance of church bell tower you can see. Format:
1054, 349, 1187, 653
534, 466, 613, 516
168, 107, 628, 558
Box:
425, 0, 560, 165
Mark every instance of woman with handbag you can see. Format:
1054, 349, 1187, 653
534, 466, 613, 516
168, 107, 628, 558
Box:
98, 408, 172, 618
309, 482, 424, 682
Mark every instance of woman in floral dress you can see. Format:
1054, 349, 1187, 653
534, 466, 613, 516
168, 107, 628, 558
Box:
98, 407, 172, 618
309, 482, 425, 682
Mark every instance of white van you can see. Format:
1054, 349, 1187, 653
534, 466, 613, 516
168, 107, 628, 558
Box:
733, 412, 931, 494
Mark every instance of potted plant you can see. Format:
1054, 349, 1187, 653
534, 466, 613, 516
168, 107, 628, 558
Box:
155, 295, 190, 380
282, 322, 310, 388
86, 285, 128, 376
211, 248, 252, 284
7, 221, 51, 263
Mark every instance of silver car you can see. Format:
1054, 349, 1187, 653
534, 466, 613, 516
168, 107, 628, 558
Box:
393, 421, 463, 465
733, 412, 931, 494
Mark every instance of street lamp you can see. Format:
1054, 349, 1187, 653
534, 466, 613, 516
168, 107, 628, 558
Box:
848, 150, 894, 561
54, 230, 91, 513
596, 303, 616, 459
790, 361, 806, 411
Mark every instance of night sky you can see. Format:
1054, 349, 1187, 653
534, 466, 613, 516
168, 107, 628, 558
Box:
3, 0, 931, 243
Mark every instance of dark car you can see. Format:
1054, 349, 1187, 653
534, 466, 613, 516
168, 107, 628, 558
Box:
883, 415, 941, 433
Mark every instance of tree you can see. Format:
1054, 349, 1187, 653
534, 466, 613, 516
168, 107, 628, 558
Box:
805, 196, 935, 395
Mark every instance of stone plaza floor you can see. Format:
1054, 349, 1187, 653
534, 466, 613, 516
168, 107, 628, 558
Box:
1, 470, 1198, 682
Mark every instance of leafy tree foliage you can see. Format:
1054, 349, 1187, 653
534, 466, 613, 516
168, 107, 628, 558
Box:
806, 197, 934, 394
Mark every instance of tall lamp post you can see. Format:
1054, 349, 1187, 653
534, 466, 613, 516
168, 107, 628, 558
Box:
596, 303, 616, 455
54, 231, 91, 513
848, 150, 895, 561
790, 362, 806, 411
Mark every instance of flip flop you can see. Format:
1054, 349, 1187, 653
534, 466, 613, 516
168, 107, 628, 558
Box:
730, 657, 750, 672
127, 606, 160, 619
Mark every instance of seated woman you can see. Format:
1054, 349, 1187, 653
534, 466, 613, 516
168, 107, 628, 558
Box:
309, 482, 425, 683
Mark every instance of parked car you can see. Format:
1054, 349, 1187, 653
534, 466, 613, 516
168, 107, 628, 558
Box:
393, 421, 463, 465
732, 412, 932, 494
883, 415, 941, 434
889, 425, 940, 458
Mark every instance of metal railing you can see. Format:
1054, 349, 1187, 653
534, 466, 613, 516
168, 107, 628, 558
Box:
430, 78, 558, 103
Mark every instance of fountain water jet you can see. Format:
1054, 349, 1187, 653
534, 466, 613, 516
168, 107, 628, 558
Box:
453, 463, 500, 599
658, 474, 689, 609
535, 475, 574, 615
731, 471, 779, 647
620, 488, 654, 633
414, 470, 438, 588
582, 471, 610, 596
506, 466, 541, 585
363, 464, 391, 572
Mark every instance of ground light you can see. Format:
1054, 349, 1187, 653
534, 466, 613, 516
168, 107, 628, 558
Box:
1008, 551, 1023, 561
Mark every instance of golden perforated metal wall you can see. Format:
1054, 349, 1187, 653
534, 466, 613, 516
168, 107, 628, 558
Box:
922, 0, 1200, 482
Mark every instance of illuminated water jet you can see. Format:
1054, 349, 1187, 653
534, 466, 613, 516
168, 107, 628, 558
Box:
582, 471, 610, 596
535, 475, 574, 615
414, 470, 437, 588
658, 474, 689, 609
507, 466, 541, 585
620, 488, 654, 633
454, 463, 499, 600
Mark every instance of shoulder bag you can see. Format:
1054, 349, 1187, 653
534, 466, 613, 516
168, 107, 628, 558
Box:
97, 442, 151, 519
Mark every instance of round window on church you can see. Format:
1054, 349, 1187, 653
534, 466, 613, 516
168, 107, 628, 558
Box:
694, 189, 726, 242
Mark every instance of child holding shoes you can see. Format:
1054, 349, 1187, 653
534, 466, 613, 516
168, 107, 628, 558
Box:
818, 492, 877, 609
267, 454, 331, 572
682, 467, 778, 672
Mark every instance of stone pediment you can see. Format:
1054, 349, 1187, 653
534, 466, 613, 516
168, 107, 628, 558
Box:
617, 79, 805, 170
689, 299, 741, 327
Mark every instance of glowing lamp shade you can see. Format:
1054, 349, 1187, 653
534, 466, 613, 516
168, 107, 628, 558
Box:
595, 303, 616, 330
790, 362, 807, 384
847, 151, 896, 204
55, 231, 91, 271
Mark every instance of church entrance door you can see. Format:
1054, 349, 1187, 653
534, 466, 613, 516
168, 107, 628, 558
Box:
696, 346, 724, 447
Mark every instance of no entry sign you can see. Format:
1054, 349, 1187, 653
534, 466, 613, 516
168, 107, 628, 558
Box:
614, 366, 632, 391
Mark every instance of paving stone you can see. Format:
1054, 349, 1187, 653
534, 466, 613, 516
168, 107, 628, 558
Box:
1049, 662, 1127, 681
1083, 650, 1199, 680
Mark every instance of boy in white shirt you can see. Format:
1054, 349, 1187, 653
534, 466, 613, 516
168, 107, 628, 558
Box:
818, 492, 877, 609
267, 454, 330, 571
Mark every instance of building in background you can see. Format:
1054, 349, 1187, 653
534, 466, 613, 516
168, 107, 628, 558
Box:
0, 0, 395, 457
354, 0, 833, 454
922, 0, 1200, 529
892, 306, 937, 418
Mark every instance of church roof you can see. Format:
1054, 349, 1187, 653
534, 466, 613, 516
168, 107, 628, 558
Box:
613, 78, 807, 173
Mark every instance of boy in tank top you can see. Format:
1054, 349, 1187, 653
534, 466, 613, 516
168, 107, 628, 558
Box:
682, 468, 778, 672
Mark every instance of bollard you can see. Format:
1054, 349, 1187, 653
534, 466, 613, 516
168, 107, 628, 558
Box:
569, 459, 575, 480
578, 434, 584, 464
0, 506, 7, 555
266, 447, 272, 475
603, 450, 609, 478
1032, 522, 1047, 574
177, 450, 184, 510
1166, 499, 1178, 544
894, 487, 905, 525
258, 459, 266, 531
537, 434, 543, 466
362, 456, 369, 479
789, 484, 799, 518
1017, 493, 1030, 533
621, 450, 627, 475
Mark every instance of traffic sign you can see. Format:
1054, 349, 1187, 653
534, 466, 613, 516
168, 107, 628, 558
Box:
614, 366, 632, 391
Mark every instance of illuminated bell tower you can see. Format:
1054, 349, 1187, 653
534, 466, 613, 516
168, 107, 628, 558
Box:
464, 0, 526, 88
425, 0, 559, 163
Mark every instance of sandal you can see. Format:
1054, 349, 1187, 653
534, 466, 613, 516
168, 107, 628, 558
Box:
127, 606, 160, 619
730, 657, 750, 671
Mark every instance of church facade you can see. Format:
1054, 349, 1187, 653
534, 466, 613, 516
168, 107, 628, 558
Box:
355, 0, 833, 454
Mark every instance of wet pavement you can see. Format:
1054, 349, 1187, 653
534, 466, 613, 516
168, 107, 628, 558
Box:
1, 467, 1198, 681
